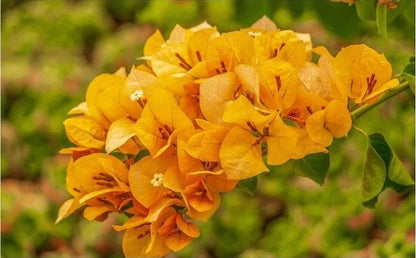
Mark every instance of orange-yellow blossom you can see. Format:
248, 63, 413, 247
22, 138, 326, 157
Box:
334, 44, 399, 104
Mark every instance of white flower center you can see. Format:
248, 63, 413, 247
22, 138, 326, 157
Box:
248, 31, 262, 37
150, 173, 164, 187
130, 90, 144, 101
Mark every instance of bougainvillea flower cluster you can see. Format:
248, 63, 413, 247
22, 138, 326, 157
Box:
57, 17, 399, 256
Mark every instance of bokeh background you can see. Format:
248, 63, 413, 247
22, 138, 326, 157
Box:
1, 0, 415, 257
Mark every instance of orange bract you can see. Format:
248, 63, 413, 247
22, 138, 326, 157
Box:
57, 16, 399, 257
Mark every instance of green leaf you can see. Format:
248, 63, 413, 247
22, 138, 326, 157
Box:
376, 2, 387, 37
361, 133, 414, 208
293, 152, 330, 185
402, 60, 415, 76
110, 151, 127, 161
403, 0, 415, 26
386, 0, 411, 23
237, 176, 258, 196
401, 74, 415, 94
401, 56, 415, 94
361, 138, 387, 207
312, 1, 364, 39
355, 0, 376, 21
133, 149, 150, 163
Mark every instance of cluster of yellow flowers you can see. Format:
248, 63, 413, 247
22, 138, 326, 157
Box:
57, 17, 399, 256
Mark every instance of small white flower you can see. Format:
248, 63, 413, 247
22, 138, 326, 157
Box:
248, 31, 262, 37
130, 90, 144, 101
150, 173, 164, 187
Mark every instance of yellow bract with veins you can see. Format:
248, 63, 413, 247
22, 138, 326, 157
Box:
57, 16, 399, 257
335, 44, 399, 104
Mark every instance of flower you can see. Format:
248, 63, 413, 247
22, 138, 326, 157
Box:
57, 16, 399, 257
56, 153, 130, 223
334, 44, 399, 104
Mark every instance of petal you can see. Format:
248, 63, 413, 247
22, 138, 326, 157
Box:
291, 128, 328, 160
79, 188, 123, 204
185, 191, 221, 222
364, 78, 399, 102
86, 74, 125, 127
220, 126, 269, 180
278, 39, 307, 68
105, 117, 136, 153
168, 24, 186, 43
114, 67, 127, 77
118, 137, 141, 155
176, 214, 200, 238
325, 100, 352, 138
68, 102, 89, 115
144, 30, 165, 57
200, 72, 238, 123
223, 31, 256, 66
96, 85, 133, 123
147, 208, 177, 254
146, 198, 185, 223
144, 87, 193, 130
55, 197, 83, 224
134, 105, 167, 157
179, 94, 202, 120
295, 32, 312, 61
165, 232, 193, 252
122, 225, 169, 257
223, 95, 276, 131
187, 28, 218, 64
74, 153, 129, 193
176, 130, 204, 172
83, 206, 112, 221
163, 164, 185, 192
125, 69, 159, 91
113, 215, 147, 232
305, 110, 333, 147
266, 116, 298, 165
63, 116, 106, 149
157, 214, 177, 236
188, 194, 215, 212
65, 157, 81, 195
129, 156, 172, 208
297, 62, 331, 99
205, 35, 238, 75
151, 59, 187, 77
204, 171, 238, 193
256, 59, 295, 109
234, 64, 261, 104
185, 124, 228, 162
251, 16, 278, 31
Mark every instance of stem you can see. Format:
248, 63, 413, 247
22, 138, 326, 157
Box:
351, 81, 410, 120
352, 126, 367, 138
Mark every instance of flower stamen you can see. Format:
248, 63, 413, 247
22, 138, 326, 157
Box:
150, 173, 164, 187
175, 53, 192, 70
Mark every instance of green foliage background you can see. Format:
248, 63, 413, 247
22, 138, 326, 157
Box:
1, 0, 414, 257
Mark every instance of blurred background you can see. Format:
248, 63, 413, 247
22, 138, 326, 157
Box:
1, 0, 414, 257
